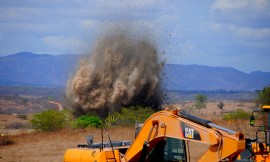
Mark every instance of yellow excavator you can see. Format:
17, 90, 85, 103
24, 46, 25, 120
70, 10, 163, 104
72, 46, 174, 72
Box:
64, 105, 270, 162
64, 107, 250, 162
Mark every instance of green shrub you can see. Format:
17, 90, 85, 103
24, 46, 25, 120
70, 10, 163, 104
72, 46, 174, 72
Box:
223, 109, 250, 120
118, 106, 154, 126
30, 110, 70, 132
75, 115, 102, 128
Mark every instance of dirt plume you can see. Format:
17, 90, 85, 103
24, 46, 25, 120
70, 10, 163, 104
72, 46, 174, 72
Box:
66, 31, 163, 115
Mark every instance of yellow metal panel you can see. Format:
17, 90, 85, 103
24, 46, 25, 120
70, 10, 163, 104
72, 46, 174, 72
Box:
64, 148, 102, 162
105, 151, 115, 159
64, 148, 121, 162
263, 105, 270, 109
64, 149, 86, 162
81, 149, 100, 162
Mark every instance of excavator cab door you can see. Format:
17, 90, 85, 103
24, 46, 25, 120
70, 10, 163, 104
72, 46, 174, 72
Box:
164, 137, 187, 162
146, 137, 187, 162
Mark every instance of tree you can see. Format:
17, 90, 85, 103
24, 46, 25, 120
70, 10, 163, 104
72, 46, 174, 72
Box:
194, 94, 208, 110
195, 94, 208, 103
217, 102, 224, 114
256, 86, 270, 106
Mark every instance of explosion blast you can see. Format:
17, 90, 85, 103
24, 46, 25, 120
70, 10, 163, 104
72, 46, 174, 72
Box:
66, 31, 163, 116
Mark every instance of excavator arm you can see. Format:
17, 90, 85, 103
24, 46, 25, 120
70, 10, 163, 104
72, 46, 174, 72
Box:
124, 109, 246, 162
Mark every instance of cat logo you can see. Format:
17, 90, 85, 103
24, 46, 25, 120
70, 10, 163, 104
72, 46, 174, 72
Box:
180, 122, 201, 141
185, 127, 194, 139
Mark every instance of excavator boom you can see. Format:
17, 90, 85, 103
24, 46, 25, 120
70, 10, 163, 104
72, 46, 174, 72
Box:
124, 109, 245, 162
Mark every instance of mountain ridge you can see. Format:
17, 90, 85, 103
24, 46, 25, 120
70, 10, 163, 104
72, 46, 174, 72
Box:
0, 52, 269, 91
162, 64, 270, 91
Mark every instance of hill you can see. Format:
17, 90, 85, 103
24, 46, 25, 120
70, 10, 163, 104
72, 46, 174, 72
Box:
0, 52, 83, 86
0, 52, 269, 91
162, 64, 270, 91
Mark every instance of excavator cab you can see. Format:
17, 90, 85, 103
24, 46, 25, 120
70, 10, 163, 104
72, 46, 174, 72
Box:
135, 122, 187, 162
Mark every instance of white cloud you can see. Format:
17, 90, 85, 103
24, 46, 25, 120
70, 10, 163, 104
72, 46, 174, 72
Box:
79, 19, 104, 31
212, 0, 248, 10
212, 0, 269, 11
42, 36, 89, 53
89, 0, 161, 10
0, 7, 41, 22
207, 22, 222, 31
206, 22, 270, 41
179, 42, 199, 57
210, 0, 270, 29
43, 36, 79, 47
120, 0, 158, 7
0, 22, 57, 34
229, 25, 270, 40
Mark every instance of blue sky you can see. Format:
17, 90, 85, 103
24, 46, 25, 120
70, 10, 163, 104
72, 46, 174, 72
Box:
0, 0, 269, 72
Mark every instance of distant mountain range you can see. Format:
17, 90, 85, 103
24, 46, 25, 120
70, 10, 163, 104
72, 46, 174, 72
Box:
0, 52, 269, 91
0, 52, 83, 86
162, 64, 270, 91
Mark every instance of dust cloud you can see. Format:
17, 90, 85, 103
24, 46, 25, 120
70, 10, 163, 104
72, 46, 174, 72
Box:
66, 31, 163, 115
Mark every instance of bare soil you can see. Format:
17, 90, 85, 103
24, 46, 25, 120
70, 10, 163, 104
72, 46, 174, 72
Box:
0, 127, 134, 162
